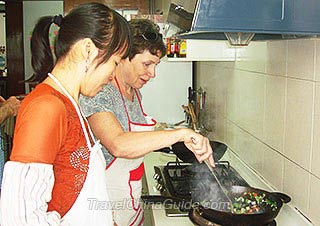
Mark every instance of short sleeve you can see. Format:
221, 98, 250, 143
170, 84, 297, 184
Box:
10, 94, 68, 164
79, 85, 115, 118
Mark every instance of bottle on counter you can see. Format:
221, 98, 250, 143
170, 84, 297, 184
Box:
166, 37, 174, 58
174, 38, 180, 57
179, 39, 187, 58
166, 38, 173, 58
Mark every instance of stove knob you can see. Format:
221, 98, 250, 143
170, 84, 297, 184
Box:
153, 173, 160, 180
155, 183, 163, 192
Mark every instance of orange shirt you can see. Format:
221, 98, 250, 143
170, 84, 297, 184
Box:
10, 83, 90, 217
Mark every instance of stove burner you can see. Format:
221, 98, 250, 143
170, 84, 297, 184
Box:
163, 161, 249, 201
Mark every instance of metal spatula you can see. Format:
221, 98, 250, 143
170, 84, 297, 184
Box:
204, 159, 234, 213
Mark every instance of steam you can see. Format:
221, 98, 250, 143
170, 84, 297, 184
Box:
189, 163, 230, 211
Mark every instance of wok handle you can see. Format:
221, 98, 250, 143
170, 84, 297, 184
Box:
271, 192, 291, 203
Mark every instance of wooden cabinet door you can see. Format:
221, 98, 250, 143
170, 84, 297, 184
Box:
64, 0, 150, 15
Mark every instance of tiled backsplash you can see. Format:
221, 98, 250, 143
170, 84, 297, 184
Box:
195, 39, 320, 225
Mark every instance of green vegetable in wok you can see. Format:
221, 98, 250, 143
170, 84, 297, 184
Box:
231, 191, 277, 214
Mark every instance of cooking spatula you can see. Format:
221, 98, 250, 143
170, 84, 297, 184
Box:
204, 159, 234, 213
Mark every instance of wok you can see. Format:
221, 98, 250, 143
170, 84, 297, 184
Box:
190, 186, 291, 226
142, 186, 291, 226
155, 141, 228, 163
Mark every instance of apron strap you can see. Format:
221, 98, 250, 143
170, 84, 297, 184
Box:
48, 73, 95, 148
133, 89, 147, 117
114, 76, 132, 131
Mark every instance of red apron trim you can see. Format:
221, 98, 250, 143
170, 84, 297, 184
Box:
129, 207, 143, 226
105, 158, 116, 170
114, 76, 157, 130
128, 181, 140, 211
130, 118, 156, 127
138, 216, 144, 226
128, 163, 145, 211
134, 89, 144, 112
129, 163, 145, 181
114, 76, 132, 131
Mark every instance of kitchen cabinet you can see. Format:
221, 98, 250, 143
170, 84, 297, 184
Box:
64, 0, 150, 14
194, 0, 285, 32
166, 39, 236, 61
193, 0, 320, 35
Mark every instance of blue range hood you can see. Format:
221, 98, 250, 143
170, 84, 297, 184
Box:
167, 0, 320, 46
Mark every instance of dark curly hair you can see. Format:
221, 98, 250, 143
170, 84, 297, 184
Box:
128, 19, 166, 60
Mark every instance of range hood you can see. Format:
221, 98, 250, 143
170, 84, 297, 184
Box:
165, 0, 320, 46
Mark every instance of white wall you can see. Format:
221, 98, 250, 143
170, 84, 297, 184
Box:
196, 38, 320, 225
23, 1, 63, 80
140, 60, 192, 124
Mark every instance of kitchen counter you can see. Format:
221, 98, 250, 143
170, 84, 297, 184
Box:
143, 151, 313, 226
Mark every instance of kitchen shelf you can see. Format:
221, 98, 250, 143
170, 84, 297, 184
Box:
165, 39, 236, 62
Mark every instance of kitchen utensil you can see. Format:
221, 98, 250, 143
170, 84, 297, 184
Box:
204, 159, 234, 212
188, 102, 197, 130
173, 120, 186, 127
196, 94, 201, 122
171, 141, 227, 163
188, 87, 192, 104
142, 186, 290, 226
202, 91, 206, 111
188, 186, 291, 226
155, 141, 227, 163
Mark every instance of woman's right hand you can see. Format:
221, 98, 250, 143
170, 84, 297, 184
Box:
181, 129, 215, 167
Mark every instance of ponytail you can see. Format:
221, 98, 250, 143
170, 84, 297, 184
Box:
29, 3, 132, 83
30, 16, 55, 82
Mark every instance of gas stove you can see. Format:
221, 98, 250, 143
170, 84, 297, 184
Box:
144, 152, 309, 226
153, 160, 250, 217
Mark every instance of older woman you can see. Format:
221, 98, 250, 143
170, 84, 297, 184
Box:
79, 19, 214, 226
0, 3, 131, 226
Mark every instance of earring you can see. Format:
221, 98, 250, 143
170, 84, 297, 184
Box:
85, 44, 90, 73
85, 49, 90, 73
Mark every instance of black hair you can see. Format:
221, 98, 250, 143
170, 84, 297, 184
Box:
30, 3, 132, 82
128, 19, 166, 60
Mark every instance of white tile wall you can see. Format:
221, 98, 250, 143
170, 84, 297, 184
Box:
287, 39, 315, 81
262, 146, 284, 190
266, 40, 287, 76
312, 84, 320, 178
234, 41, 267, 73
284, 79, 314, 170
283, 159, 310, 215
309, 175, 320, 225
264, 75, 286, 153
315, 40, 320, 82
196, 38, 320, 225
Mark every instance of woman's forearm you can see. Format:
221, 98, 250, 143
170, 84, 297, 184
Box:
0, 161, 61, 226
109, 129, 187, 158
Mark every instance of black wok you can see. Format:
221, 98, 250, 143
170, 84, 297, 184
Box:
155, 141, 228, 163
189, 186, 291, 226
142, 186, 291, 226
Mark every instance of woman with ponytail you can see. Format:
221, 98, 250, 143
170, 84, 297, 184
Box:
0, 3, 131, 226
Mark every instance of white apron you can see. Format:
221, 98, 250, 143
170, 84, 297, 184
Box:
105, 77, 156, 226
48, 73, 113, 226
